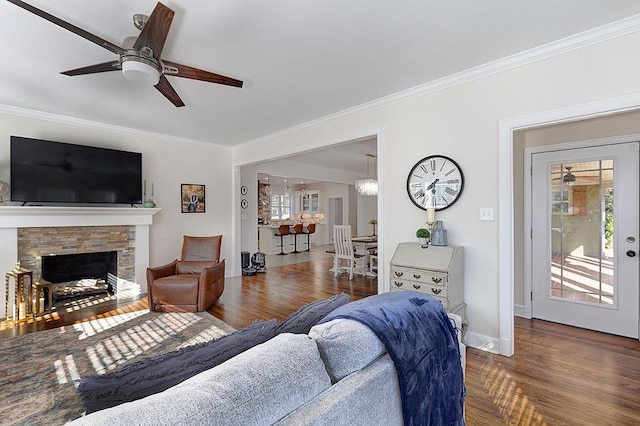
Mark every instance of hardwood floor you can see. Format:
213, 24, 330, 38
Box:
2, 257, 639, 425
465, 318, 640, 425
208, 257, 377, 329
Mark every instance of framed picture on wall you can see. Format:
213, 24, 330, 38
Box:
181, 184, 205, 213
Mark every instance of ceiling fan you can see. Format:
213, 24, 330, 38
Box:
7, 0, 243, 107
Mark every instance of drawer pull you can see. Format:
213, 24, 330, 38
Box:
394, 281, 403, 288
431, 277, 443, 284
413, 274, 421, 279
394, 271, 404, 277
431, 288, 442, 295
413, 284, 421, 290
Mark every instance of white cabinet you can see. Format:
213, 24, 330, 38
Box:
389, 243, 466, 322
295, 191, 320, 213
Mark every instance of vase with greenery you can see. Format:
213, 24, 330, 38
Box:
416, 228, 430, 245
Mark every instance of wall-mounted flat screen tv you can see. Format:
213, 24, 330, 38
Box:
10, 136, 142, 205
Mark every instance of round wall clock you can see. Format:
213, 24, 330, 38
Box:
406, 155, 464, 211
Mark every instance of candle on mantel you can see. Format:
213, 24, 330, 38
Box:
151, 183, 154, 197
144, 179, 147, 196
426, 207, 435, 225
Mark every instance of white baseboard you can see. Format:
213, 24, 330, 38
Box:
464, 331, 500, 354
514, 304, 526, 318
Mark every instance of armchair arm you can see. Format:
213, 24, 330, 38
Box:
197, 259, 225, 311
147, 260, 178, 285
147, 260, 178, 312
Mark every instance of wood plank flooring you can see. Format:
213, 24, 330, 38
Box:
2, 257, 639, 425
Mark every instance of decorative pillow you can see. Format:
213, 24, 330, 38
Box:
277, 293, 350, 335
70, 334, 332, 425
309, 318, 387, 382
176, 260, 216, 274
77, 319, 279, 413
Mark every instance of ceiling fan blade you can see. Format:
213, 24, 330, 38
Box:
155, 75, 185, 107
162, 60, 243, 88
7, 0, 124, 55
133, 2, 174, 60
61, 61, 121, 76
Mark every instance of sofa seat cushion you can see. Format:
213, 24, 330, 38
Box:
151, 275, 200, 305
70, 333, 332, 426
309, 318, 387, 382
76, 319, 280, 414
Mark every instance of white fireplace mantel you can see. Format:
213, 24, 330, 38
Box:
0, 206, 160, 228
0, 206, 161, 319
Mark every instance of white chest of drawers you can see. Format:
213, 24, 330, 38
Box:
389, 243, 466, 321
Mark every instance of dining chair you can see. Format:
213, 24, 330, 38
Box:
332, 225, 367, 279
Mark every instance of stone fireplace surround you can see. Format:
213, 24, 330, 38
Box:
0, 206, 160, 319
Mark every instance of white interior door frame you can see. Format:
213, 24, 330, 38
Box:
523, 134, 640, 319
498, 93, 640, 357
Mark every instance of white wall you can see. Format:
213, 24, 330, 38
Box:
357, 193, 377, 237
0, 112, 235, 277
232, 31, 640, 345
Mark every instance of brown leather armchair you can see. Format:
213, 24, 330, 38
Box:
147, 235, 224, 312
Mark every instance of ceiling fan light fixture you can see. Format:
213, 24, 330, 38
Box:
121, 58, 160, 86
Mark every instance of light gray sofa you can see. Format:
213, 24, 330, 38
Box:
69, 314, 465, 425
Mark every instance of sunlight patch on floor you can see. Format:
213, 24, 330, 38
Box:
481, 360, 547, 425
73, 309, 148, 340
83, 312, 206, 373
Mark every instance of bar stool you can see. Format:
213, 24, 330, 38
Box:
292, 224, 304, 253
275, 224, 290, 255
303, 223, 316, 251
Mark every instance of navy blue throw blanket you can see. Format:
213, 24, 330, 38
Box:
320, 292, 465, 426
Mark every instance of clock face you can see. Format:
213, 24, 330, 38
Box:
406, 155, 464, 211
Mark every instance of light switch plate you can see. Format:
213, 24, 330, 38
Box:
480, 208, 495, 221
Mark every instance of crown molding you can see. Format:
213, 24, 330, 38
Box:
0, 103, 227, 149
237, 14, 640, 149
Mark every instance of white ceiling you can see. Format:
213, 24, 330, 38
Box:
4, 0, 640, 148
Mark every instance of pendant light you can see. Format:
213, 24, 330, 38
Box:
563, 166, 576, 186
355, 154, 378, 196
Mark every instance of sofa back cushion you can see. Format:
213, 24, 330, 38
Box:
70, 333, 332, 426
277, 293, 349, 335
309, 318, 386, 382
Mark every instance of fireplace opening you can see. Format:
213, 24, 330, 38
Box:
41, 251, 117, 301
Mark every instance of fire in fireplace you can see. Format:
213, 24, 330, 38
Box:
41, 251, 117, 301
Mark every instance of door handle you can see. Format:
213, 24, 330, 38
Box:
626, 250, 636, 257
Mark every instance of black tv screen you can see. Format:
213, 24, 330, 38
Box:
10, 136, 142, 205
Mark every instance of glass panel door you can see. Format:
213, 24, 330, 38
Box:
531, 142, 638, 338
549, 160, 613, 305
